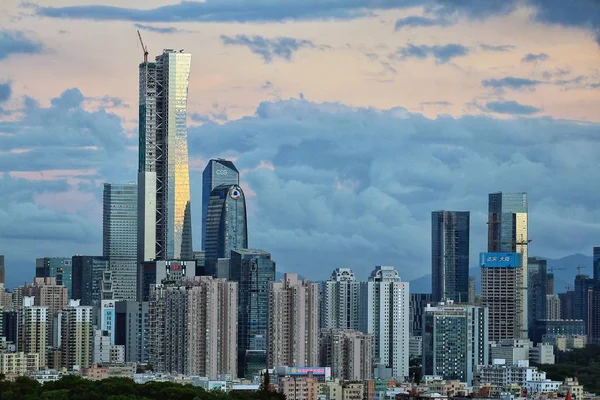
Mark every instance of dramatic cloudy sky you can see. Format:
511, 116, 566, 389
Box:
1, 0, 600, 287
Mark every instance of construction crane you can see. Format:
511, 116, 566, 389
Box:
576, 265, 587, 275
137, 30, 148, 63
547, 266, 566, 274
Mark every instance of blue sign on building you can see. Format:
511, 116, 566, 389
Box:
479, 252, 521, 268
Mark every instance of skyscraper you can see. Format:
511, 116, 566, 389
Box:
22, 277, 68, 348
431, 211, 470, 303
0, 255, 5, 285
267, 273, 319, 369
103, 183, 137, 301
321, 268, 361, 331
422, 301, 489, 385
72, 256, 109, 305
205, 184, 248, 274
409, 293, 432, 337
138, 49, 193, 281
20, 297, 49, 367
60, 300, 93, 370
115, 300, 149, 364
594, 247, 600, 283
480, 252, 523, 341
231, 249, 276, 378
320, 329, 373, 381
36, 257, 73, 299
528, 257, 548, 340
360, 266, 409, 380
202, 159, 240, 250
488, 192, 528, 339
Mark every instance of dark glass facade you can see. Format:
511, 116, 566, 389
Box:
72, 255, 108, 305
594, 247, 600, 283
0, 255, 4, 285
230, 249, 275, 379
431, 211, 470, 302
487, 192, 528, 252
205, 184, 248, 275
202, 159, 239, 250
527, 257, 548, 339
410, 293, 433, 337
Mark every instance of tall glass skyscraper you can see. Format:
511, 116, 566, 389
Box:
527, 257, 547, 340
593, 247, 600, 283
103, 183, 137, 301
202, 159, 239, 250
205, 184, 248, 273
431, 211, 470, 303
488, 192, 528, 339
138, 49, 193, 285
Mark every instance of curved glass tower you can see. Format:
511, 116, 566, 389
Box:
205, 184, 248, 274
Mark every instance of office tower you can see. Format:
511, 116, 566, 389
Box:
267, 273, 319, 369
137, 49, 193, 274
148, 277, 238, 378
559, 291, 575, 320
321, 268, 361, 331
480, 252, 524, 341
115, 301, 149, 363
594, 247, 600, 283
71, 256, 109, 305
0, 255, 5, 285
546, 295, 561, 320
432, 211, 470, 302
3, 311, 18, 345
487, 192, 528, 339
422, 301, 488, 385
587, 286, 600, 344
528, 257, 548, 340
319, 329, 373, 381
205, 184, 248, 274
140, 259, 196, 301
22, 277, 68, 348
20, 297, 48, 367
60, 300, 93, 370
202, 159, 240, 250
35, 257, 73, 299
360, 266, 410, 380
468, 277, 477, 304
103, 183, 137, 301
231, 249, 276, 378
409, 293, 432, 337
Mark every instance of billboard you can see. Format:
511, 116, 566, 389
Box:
101, 300, 116, 345
479, 252, 521, 268
289, 367, 331, 377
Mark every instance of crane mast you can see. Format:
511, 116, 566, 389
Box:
137, 30, 148, 63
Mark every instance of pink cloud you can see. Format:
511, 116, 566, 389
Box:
9, 169, 98, 181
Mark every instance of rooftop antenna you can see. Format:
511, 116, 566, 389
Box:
137, 30, 148, 63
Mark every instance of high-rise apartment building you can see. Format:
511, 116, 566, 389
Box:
528, 257, 548, 340
268, 273, 319, 369
422, 301, 489, 385
319, 328, 372, 381
360, 266, 409, 380
137, 49, 193, 278
22, 277, 68, 348
20, 297, 49, 367
321, 268, 361, 331
72, 256, 109, 305
60, 300, 93, 370
36, 257, 73, 299
103, 183, 137, 301
202, 159, 240, 250
231, 249, 276, 378
115, 300, 149, 364
487, 192, 528, 339
205, 184, 248, 274
148, 277, 238, 378
0, 255, 5, 285
432, 211, 470, 303
480, 252, 523, 341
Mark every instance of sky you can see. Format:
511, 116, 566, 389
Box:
1, 0, 600, 287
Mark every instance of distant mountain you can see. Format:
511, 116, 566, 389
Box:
408, 254, 594, 295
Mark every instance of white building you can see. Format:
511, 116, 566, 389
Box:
526, 380, 561, 394
490, 339, 531, 365
321, 268, 361, 331
529, 343, 555, 365
360, 266, 409, 379
476, 359, 546, 387
93, 329, 111, 365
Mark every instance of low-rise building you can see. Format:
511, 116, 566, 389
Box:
561, 378, 584, 400
530, 343, 555, 365
0, 352, 39, 377
280, 376, 319, 400
475, 359, 546, 388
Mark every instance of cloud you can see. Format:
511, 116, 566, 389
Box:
134, 23, 181, 34
484, 100, 541, 115
220, 35, 316, 63
420, 101, 452, 106
482, 77, 542, 90
0, 30, 44, 61
0, 82, 11, 103
522, 52, 549, 63
185, 98, 599, 281
480, 44, 516, 52
394, 16, 452, 30
391, 43, 469, 63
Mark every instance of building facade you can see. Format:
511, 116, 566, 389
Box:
115, 300, 149, 364
321, 268, 361, 331
0, 255, 4, 285
137, 49, 194, 286
22, 277, 68, 348
546, 295, 561, 320
410, 293, 433, 337
268, 273, 319, 369
319, 328, 372, 381
201, 159, 240, 250
527, 257, 547, 340
431, 211, 470, 303
422, 301, 489, 385
360, 266, 409, 380
35, 257, 73, 299
231, 249, 276, 378
20, 297, 49, 368
487, 192, 528, 339
60, 300, 93, 370
480, 252, 524, 341
72, 256, 109, 306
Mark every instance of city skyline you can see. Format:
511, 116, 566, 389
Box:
2, 1, 600, 287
